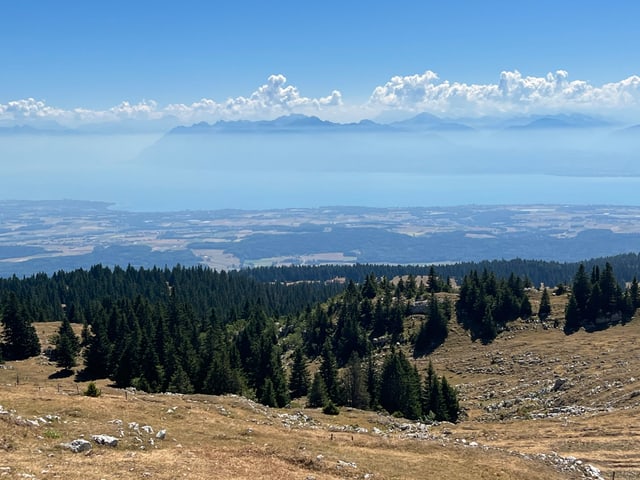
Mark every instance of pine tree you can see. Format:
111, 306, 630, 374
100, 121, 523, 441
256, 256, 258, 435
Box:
366, 354, 379, 409
361, 273, 378, 299
341, 353, 370, 409
440, 375, 459, 422
289, 347, 310, 398
1, 292, 41, 360
421, 360, 442, 420
572, 264, 591, 314
167, 364, 195, 394
414, 294, 448, 356
538, 288, 551, 320
320, 340, 340, 402
307, 371, 328, 408
260, 378, 278, 407
564, 294, 581, 334
630, 276, 640, 309
83, 320, 112, 379
379, 349, 421, 419
54, 317, 80, 370
520, 294, 533, 318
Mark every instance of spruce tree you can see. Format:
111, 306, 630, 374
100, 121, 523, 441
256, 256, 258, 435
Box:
341, 353, 370, 409
520, 294, 533, 318
260, 378, 278, 407
379, 349, 421, 419
307, 371, 328, 408
440, 375, 459, 422
538, 288, 551, 320
630, 276, 640, 309
320, 340, 339, 402
564, 294, 581, 334
1, 292, 41, 360
289, 347, 310, 398
83, 321, 112, 379
54, 317, 80, 370
421, 360, 436, 418
167, 364, 195, 394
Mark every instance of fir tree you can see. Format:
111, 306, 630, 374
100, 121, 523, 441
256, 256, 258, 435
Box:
1, 292, 41, 360
630, 276, 640, 309
167, 364, 195, 394
289, 347, 310, 398
564, 294, 581, 334
320, 340, 340, 402
520, 294, 533, 318
54, 317, 80, 370
260, 378, 278, 407
379, 349, 421, 419
340, 353, 370, 409
538, 288, 551, 320
414, 294, 448, 356
82, 320, 112, 379
440, 375, 459, 422
307, 371, 328, 408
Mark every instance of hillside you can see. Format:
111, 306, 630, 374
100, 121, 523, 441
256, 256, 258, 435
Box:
2, 294, 639, 479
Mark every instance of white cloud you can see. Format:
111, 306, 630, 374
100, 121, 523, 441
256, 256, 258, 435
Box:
0, 98, 66, 120
1, 71, 639, 129
0, 75, 343, 128
368, 69, 640, 117
165, 74, 342, 121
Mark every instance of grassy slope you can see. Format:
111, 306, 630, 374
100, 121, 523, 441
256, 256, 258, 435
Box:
1, 294, 640, 479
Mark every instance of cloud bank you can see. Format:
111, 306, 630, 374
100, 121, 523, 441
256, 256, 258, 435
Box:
1, 70, 639, 129
369, 70, 640, 117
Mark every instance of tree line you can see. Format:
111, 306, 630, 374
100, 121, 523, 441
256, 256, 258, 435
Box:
248, 253, 640, 288
564, 263, 639, 333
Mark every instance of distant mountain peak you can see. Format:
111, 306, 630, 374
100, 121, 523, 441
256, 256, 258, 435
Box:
507, 113, 611, 130
169, 114, 389, 135
391, 112, 473, 131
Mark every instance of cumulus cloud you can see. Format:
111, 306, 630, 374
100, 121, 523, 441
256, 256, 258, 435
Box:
369, 70, 640, 117
0, 98, 66, 120
1, 71, 640, 128
165, 74, 342, 121
0, 75, 343, 128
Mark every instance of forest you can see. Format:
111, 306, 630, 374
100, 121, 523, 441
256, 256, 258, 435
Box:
1, 258, 639, 422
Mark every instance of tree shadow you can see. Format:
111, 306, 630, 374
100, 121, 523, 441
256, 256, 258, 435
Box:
48, 369, 74, 380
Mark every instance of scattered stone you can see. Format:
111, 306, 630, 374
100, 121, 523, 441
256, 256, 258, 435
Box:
60, 439, 92, 453
92, 435, 118, 447
141, 425, 154, 434
337, 460, 357, 469
155, 429, 167, 440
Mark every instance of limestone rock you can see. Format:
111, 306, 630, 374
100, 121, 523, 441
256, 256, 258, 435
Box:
92, 434, 119, 447
61, 439, 92, 453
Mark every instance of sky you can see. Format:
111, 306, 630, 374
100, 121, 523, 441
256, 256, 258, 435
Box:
1, 0, 640, 127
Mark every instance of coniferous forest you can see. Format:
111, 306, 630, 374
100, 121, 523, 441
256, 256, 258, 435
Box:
1, 258, 639, 422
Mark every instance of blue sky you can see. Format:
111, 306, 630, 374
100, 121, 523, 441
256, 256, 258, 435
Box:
1, 1, 639, 125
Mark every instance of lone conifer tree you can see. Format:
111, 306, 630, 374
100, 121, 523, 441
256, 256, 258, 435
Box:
538, 288, 552, 320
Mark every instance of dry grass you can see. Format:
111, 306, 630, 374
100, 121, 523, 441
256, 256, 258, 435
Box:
2, 296, 640, 479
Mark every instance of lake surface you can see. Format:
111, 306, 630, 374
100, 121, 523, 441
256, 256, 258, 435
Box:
2, 133, 639, 211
